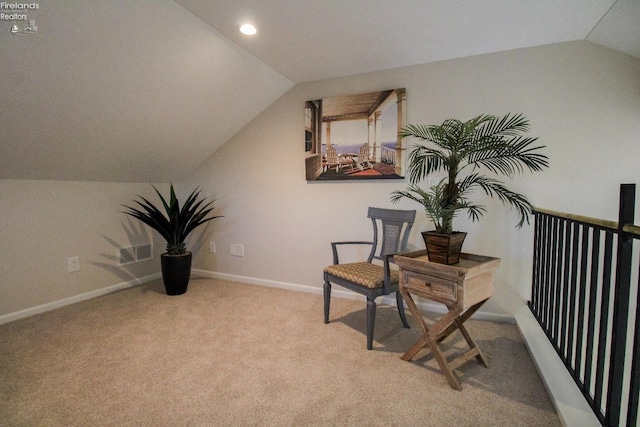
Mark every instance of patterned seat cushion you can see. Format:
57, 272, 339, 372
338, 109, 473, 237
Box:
324, 262, 398, 289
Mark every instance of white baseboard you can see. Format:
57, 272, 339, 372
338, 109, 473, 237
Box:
1, 269, 514, 326
515, 305, 600, 427
193, 269, 327, 296
0, 273, 161, 325
192, 269, 514, 323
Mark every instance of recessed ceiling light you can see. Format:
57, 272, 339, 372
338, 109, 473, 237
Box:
239, 24, 257, 36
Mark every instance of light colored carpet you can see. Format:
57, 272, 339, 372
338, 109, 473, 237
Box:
0, 278, 560, 426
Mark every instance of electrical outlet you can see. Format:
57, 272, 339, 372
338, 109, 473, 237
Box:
230, 243, 244, 257
209, 241, 216, 253
67, 256, 80, 273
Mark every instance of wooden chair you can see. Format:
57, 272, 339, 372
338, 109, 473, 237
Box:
323, 207, 417, 349
324, 145, 339, 172
357, 143, 373, 171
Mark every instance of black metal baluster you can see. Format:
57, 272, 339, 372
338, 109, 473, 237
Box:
575, 224, 590, 387
530, 212, 543, 317
567, 221, 580, 376
529, 184, 638, 426
550, 216, 560, 344
560, 220, 573, 362
606, 184, 635, 427
554, 219, 566, 349
584, 228, 601, 403
595, 231, 614, 422
625, 252, 640, 427
543, 214, 554, 332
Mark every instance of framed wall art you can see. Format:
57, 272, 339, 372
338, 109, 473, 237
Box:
304, 88, 406, 181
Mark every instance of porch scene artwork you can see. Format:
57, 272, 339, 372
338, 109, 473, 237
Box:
305, 88, 407, 181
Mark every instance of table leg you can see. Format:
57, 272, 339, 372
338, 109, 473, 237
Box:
400, 289, 460, 362
427, 338, 463, 391
398, 304, 463, 390
398, 295, 489, 391
435, 299, 487, 342
399, 289, 428, 335
401, 335, 429, 362
456, 318, 489, 368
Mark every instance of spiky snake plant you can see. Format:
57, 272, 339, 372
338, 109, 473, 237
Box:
123, 184, 221, 255
391, 113, 549, 234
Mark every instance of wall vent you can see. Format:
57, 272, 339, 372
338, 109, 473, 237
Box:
118, 243, 153, 266
135, 243, 152, 261
118, 247, 136, 266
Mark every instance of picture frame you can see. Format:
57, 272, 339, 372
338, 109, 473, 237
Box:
304, 88, 407, 181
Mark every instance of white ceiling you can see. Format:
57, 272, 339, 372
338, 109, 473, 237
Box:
175, 0, 640, 83
0, 1, 293, 182
1, 0, 638, 182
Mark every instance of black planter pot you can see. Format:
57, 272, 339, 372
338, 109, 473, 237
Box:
422, 231, 467, 265
160, 252, 192, 295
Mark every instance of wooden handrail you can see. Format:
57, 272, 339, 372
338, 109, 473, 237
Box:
533, 207, 618, 230
623, 224, 640, 236
534, 207, 640, 237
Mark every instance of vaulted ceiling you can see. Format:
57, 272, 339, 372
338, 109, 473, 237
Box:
175, 0, 640, 83
1, 0, 638, 182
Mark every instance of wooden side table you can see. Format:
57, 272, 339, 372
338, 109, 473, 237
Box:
394, 250, 501, 391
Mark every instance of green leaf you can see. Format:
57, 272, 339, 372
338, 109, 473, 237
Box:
123, 184, 222, 255
392, 113, 548, 232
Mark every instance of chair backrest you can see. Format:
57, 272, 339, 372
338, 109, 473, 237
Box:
366, 207, 416, 263
326, 145, 337, 164
359, 143, 371, 161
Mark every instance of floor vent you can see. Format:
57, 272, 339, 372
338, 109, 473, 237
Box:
118, 243, 153, 266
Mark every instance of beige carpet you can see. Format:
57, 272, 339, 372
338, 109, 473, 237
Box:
0, 278, 560, 426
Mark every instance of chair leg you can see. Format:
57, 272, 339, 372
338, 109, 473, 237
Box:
366, 297, 376, 350
323, 281, 331, 324
396, 291, 410, 329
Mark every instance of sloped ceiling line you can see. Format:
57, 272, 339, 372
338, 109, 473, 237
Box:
1, 0, 637, 182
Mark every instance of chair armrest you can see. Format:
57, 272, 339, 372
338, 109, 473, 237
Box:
383, 253, 394, 285
330, 241, 373, 264
382, 252, 402, 292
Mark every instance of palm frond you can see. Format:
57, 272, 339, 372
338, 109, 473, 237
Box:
123, 184, 222, 255
400, 124, 451, 150
392, 181, 460, 233
392, 113, 548, 233
463, 203, 487, 223
460, 174, 533, 227
406, 145, 448, 184
122, 202, 172, 243
468, 137, 548, 177
472, 113, 530, 142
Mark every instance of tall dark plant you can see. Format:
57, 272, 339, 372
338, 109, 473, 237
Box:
123, 184, 221, 255
391, 113, 548, 234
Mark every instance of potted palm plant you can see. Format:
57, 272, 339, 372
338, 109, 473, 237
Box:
391, 113, 548, 264
123, 184, 221, 295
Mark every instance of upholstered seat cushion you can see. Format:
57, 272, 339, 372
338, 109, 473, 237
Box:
324, 262, 398, 289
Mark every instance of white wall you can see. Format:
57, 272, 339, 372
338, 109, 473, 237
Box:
0, 180, 166, 319
183, 41, 640, 318
2, 40, 638, 322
